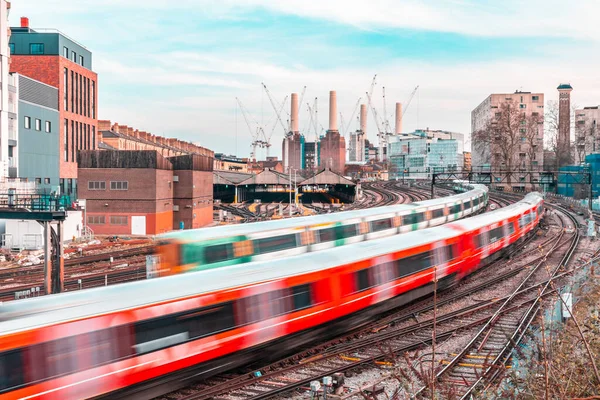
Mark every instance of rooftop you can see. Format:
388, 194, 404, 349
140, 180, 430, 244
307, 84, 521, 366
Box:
557, 83, 573, 90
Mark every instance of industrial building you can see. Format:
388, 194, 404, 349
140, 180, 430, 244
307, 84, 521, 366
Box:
10, 17, 98, 199
78, 150, 213, 235
13, 73, 60, 192
557, 153, 600, 199
214, 153, 248, 172
0, 1, 12, 179
471, 91, 544, 172
319, 91, 346, 174
348, 104, 367, 163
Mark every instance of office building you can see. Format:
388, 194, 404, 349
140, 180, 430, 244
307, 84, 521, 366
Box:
574, 106, 600, 163
10, 17, 98, 198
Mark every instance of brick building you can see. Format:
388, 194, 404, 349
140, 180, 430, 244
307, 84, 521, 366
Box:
169, 155, 213, 229
10, 17, 98, 198
78, 150, 213, 235
98, 120, 212, 157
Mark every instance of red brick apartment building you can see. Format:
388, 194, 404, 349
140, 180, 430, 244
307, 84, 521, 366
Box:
10, 17, 98, 198
78, 150, 213, 236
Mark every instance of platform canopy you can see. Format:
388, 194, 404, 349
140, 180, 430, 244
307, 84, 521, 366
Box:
299, 168, 355, 186
238, 168, 301, 186
213, 170, 254, 186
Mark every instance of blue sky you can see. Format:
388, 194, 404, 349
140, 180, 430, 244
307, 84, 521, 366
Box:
9, 0, 600, 156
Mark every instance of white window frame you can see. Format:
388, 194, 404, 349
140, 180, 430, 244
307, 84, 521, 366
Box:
88, 181, 106, 190
45, 121, 51, 133
24, 116, 31, 129
35, 119, 41, 131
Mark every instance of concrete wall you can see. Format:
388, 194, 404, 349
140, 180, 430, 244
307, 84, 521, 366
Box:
2, 210, 82, 249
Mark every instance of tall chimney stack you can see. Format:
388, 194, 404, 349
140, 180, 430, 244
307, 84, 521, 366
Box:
290, 93, 299, 133
329, 90, 338, 132
395, 102, 402, 134
360, 104, 367, 133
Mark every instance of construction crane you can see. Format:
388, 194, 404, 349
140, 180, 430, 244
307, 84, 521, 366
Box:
341, 97, 362, 138
382, 86, 392, 134
261, 82, 289, 136
402, 85, 419, 117
236, 97, 268, 161
366, 90, 388, 162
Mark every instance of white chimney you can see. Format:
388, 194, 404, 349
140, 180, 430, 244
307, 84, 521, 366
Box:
395, 102, 402, 134
291, 93, 299, 133
360, 104, 367, 133
329, 90, 338, 131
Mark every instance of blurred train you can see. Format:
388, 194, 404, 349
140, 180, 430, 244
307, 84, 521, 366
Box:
0, 192, 543, 399
154, 184, 489, 277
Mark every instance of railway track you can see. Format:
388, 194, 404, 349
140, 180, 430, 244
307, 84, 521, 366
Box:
413, 203, 581, 399
158, 204, 575, 400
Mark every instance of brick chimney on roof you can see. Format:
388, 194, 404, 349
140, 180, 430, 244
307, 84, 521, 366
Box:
98, 120, 111, 131
111, 123, 119, 132
127, 127, 134, 137
117, 125, 128, 134
20, 17, 29, 28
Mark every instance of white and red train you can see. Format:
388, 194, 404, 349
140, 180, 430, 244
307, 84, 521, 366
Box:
0, 193, 544, 399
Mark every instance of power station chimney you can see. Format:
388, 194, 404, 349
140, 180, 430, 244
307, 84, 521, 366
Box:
329, 90, 338, 132
360, 104, 367, 133
290, 93, 299, 133
395, 102, 402, 134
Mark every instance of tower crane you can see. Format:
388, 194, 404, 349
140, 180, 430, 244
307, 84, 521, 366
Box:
402, 85, 419, 117
342, 97, 362, 138
366, 91, 387, 162
382, 86, 392, 134
236, 97, 268, 161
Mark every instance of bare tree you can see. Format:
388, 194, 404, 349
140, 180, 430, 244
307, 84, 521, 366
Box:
472, 101, 525, 186
545, 100, 579, 167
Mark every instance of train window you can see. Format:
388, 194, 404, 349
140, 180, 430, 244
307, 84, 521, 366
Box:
291, 284, 313, 311
508, 222, 515, 235
337, 224, 358, 239
473, 198, 479, 206
432, 208, 444, 219
317, 227, 336, 243
439, 244, 457, 263
204, 243, 234, 264
464, 200, 471, 209
489, 226, 504, 243
371, 218, 393, 232
355, 268, 371, 292
134, 303, 235, 354
0, 349, 24, 392
254, 234, 298, 254
475, 232, 489, 248
397, 251, 432, 277
373, 262, 396, 284
182, 303, 236, 340
404, 212, 425, 225
450, 204, 462, 214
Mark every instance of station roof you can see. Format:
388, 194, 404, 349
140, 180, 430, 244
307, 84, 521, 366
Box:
213, 170, 253, 185
299, 168, 356, 186
238, 168, 300, 186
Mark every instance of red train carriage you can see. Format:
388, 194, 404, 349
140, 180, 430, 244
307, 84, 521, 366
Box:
0, 194, 543, 399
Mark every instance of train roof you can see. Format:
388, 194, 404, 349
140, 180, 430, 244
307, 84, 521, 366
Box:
161, 186, 488, 242
0, 224, 463, 335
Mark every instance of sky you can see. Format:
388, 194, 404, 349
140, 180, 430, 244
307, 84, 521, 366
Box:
9, 1, 600, 158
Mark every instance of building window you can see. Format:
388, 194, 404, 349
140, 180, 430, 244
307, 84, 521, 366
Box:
110, 216, 128, 225
44, 178, 51, 184
91, 81, 95, 119
88, 215, 106, 225
88, 181, 106, 190
63, 68, 68, 111
29, 43, 44, 55
24, 116, 31, 129
45, 121, 51, 133
64, 119, 68, 161
519, 104, 526, 109
79, 74, 83, 114
71, 71, 74, 111
87, 79, 91, 117
75, 121, 79, 152
63, 46, 69, 58
92, 126, 96, 149
532, 95, 539, 101
71, 120, 75, 161
71, 51, 76, 62
35, 119, 41, 131
35, 178, 41, 184
80, 122, 83, 150
83, 77, 87, 117
110, 181, 128, 190
79, 55, 84, 66
74, 72, 79, 114
9, 43, 14, 54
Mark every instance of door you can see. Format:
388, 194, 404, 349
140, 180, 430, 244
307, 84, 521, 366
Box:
131, 216, 146, 235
